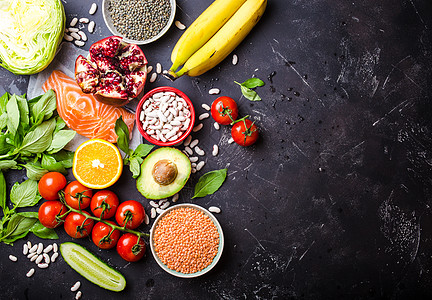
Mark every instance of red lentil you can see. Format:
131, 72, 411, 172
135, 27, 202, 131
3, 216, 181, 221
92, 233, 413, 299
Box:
153, 207, 219, 274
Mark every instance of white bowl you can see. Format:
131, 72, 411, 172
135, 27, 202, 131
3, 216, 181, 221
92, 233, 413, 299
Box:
102, 0, 176, 45
150, 203, 224, 278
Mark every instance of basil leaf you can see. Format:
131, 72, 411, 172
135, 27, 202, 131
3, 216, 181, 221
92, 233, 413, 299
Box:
0, 171, 6, 210
31, 89, 57, 126
23, 163, 49, 181
17, 211, 39, 219
47, 129, 76, 154
1, 231, 29, 245
0, 214, 36, 242
0, 160, 17, 171
129, 157, 142, 178
54, 116, 66, 133
242, 78, 265, 88
241, 85, 262, 101
0, 112, 8, 130
19, 118, 56, 154
10, 179, 41, 208
51, 150, 74, 168
41, 154, 66, 174
132, 144, 154, 159
115, 116, 130, 154
16, 94, 30, 130
192, 168, 228, 199
30, 221, 59, 239
0, 92, 10, 113
6, 95, 20, 135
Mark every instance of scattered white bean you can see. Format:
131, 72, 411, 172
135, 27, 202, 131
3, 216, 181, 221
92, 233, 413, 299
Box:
23, 244, 29, 255
147, 65, 153, 74
149, 72, 157, 83
70, 32, 81, 40
199, 113, 210, 120
196, 161, 205, 171
195, 146, 205, 156
156, 208, 165, 214
183, 135, 192, 146
29, 244, 37, 253
175, 20, 186, 30
43, 245, 53, 253
193, 123, 203, 132
209, 206, 221, 213
232, 54, 238, 65
26, 268, 35, 278
38, 263, 49, 269
184, 146, 193, 156
89, 3, 98, 15
27, 241, 32, 249
75, 291, 82, 300
209, 88, 220, 95
68, 27, 79, 32
35, 254, 44, 264
27, 252, 37, 259
78, 31, 88, 41
172, 193, 179, 202
190, 139, 199, 148
9, 255, 17, 262
64, 34, 74, 42
214, 122, 220, 130
160, 202, 170, 210
53, 243, 58, 253
191, 162, 197, 168
191, 168, 196, 173
212, 144, 219, 156
228, 137, 235, 144
201, 103, 211, 111
151, 207, 156, 218
70, 17, 78, 27
149, 201, 159, 208
144, 214, 150, 225
43, 253, 50, 264
30, 254, 39, 262
88, 21, 95, 33
51, 252, 59, 262
74, 40, 85, 47
36, 243, 43, 254
71, 281, 81, 292
79, 17, 89, 24
156, 63, 162, 74
189, 156, 198, 163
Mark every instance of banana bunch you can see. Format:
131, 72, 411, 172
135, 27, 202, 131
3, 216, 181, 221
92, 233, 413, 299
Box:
165, 0, 267, 80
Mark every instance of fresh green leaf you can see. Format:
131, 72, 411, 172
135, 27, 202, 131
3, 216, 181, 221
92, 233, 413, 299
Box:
23, 163, 49, 181
129, 157, 143, 179
51, 150, 74, 168
17, 211, 39, 219
0, 112, 8, 130
115, 116, 130, 154
0, 92, 10, 113
0, 160, 17, 171
0, 214, 36, 242
54, 116, 66, 133
6, 95, 20, 135
47, 129, 76, 154
0, 171, 6, 210
241, 85, 261, 101
1, 231, 29, 245
30, 221, 59, 239
0, 133, 13, 155
10, 179, 41, 208
241, 78, 265, 88
192, 168, 228, 199
19, 118, 56, 154
30, 89, 56, 126
16, 94, 30, 129
132, 144, 154, 158
41, 154, 66, 174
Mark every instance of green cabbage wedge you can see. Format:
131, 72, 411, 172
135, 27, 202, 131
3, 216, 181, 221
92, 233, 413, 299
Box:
0, 0, 65, 75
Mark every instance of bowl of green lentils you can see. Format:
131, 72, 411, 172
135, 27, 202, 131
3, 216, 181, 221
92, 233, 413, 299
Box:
102, 0, 176, 45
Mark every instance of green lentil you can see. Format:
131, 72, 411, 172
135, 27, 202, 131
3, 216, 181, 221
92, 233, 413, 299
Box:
108, 0, 172, 41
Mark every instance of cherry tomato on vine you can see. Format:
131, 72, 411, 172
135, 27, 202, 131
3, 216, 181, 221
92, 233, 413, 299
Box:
64, 212, 94, 238
92, 221, 121, 249
38, 172, 67, 200
231, 118, 259, 146
38, 201, 68, 228
64, 181, 93, 210
115, 200, 145, 230
211, 96, 238, 125
116, 233, 146, 262
90, 190, 119, 219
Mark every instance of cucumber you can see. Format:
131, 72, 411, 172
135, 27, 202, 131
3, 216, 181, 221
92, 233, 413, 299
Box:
60, 242, 126, 292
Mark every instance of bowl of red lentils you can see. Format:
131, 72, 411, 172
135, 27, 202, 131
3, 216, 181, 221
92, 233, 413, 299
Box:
150, 204, 224, 278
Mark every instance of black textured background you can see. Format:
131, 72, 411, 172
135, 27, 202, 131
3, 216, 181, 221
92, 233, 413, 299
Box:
1, 0, 432, 299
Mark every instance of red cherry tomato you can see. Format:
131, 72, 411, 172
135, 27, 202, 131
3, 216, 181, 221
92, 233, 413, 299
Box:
64, 212, 94, 238
64, 181, 93, 210
231, 118, 259, 146
38, 172, 67, 200
92, 221, 121, 249
211, 96, 238, 125
115, 200, 145, 229
38, 201, 68, 228
116, 233, 146, 262
90, 190, 119, 219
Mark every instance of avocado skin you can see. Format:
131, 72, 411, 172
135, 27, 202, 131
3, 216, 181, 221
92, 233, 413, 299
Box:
136, 147, 191, 200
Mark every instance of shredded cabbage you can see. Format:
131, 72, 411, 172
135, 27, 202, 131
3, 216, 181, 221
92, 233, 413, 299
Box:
0, 0, 65, 75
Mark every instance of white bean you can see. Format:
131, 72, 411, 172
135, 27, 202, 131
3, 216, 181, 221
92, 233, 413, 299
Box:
26, 268, 35, 278
191, 168, 196, 173
160, 202, 170, 210
183, 135, 192, 146
156, 208, 165, 214
184, 146, 193, 156
214, 122, 220, 130
29, 244, 37, 253
43, 253, 50, 264
71, 281, 81, 292
51, 252, 59, 262
196, 161, 205, 171
201, 103, 211, 111
199, 113, 210, 120
43, 245, 53, 253
172, 193, 179, 202
68, 27, 79, 33
27, 252, 37, 259
35, 254, 44, 264
64, 34, 74, 42
170, 120, 181, 126
193, 123, 203, 132
53, 243, 58, 253
88, 21, 95, 33
27, 241, 32, 249
38, 263, 49, 269
74, 40, 85, 47
209, 206, 221, 213
228, 137, 235, 144
150, 201, 159, 208
195, 146, 205, 156
209, 88, 220, 95
191, 162, 197, 168
232, 54, 238, 65
165, 130, 177, 140
189, 156, 198, 163
151, 207, 156, 218
9, 255, 17, 262
190, 139, 199, 148
156, 63, 162, 74
23, 244, 29, 255
37, 243, 43, 255
144, 214, 150, 225
79, 18, 89, 24
175, 20, 186, 30
78, 31, 88, 41
76, 291, 82, 300
149, 72, 157, 83
70, 32, 81, 40
70, 17, 78, 27
89, 3, 98, 15
147, 65, 153, 73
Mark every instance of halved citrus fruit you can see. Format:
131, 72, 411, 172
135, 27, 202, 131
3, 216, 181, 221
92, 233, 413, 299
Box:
73, 139, 123, 189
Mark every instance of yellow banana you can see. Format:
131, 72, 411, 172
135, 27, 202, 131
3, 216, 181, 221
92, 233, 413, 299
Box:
166, 0, 267, 80
169, 0, 247, 73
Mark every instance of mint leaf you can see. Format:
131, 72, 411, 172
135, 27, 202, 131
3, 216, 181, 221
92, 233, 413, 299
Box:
192, 169, 227, 199
235, 78, 264, 101
242, 78, 265, 88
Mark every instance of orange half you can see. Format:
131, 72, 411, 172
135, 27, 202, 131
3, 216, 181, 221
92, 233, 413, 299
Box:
73, 139, 123, 189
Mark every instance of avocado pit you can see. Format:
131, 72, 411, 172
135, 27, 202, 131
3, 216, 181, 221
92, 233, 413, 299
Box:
152, 159, 178, 186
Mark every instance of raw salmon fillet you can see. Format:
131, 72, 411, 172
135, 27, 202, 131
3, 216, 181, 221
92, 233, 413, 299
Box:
42, 70, 134, 143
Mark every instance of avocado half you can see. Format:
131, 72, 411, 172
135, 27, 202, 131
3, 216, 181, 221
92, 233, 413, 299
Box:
136, 147, 191, 200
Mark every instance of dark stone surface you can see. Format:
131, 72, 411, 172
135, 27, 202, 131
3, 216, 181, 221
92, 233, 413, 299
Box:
1, 0, 432, 299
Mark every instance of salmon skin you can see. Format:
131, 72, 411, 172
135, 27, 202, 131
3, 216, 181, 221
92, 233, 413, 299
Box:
43, 70, 134, 143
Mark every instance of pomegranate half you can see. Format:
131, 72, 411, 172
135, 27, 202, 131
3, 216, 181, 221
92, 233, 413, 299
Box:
75, 36, 147, 106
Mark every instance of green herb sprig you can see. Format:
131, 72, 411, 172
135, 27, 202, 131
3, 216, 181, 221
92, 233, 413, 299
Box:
235, 78, 265, 101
